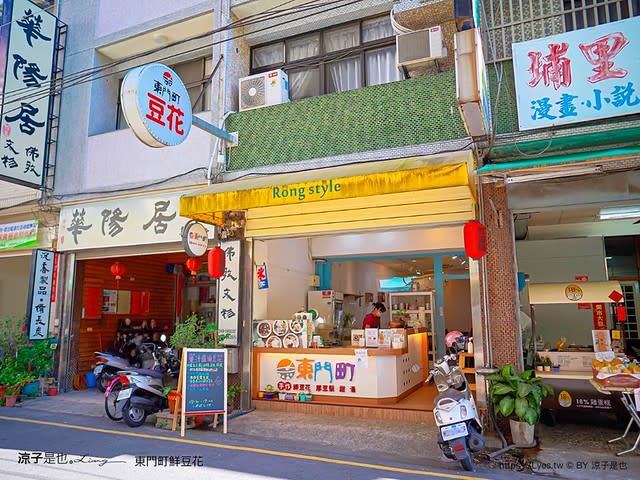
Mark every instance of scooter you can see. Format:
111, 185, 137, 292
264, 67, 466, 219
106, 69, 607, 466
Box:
427, 346, 485, 471
104, 341, 179, 427
94, 340, 158, 392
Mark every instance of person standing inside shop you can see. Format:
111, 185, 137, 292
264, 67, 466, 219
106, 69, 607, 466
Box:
363, 302, 386, 329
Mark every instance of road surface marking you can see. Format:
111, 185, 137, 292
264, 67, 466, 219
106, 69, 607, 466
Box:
0, 415, 486, 479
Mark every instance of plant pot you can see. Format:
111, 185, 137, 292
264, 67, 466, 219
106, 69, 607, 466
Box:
278, 393, 286, 400
194, 415, 205, 428
264, 392, 275, 400
257, 391, 265, 399
553, 366, 561, 373
509, 419, 535, 445
5, 395, 17, 407
167, 391, 180, 412
535, 366, 543, 372
543, 366, 551, 372
21, 381, 40, 397
47, 386, 57, 396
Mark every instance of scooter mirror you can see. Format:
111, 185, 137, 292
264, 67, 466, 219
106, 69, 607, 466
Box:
160, 334, 167, 342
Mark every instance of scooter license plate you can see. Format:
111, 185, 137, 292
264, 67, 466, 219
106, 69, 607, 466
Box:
441, 422, 468, 441
117, 389, 132, 401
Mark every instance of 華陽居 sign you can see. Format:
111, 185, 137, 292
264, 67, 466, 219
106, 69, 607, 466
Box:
512, 17, 640, 130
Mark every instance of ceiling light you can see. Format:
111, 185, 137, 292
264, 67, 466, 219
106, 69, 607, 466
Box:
411, 259, 417, 263
599, 206, 640, 220
504, 166, 603, 184
452, 255, 458, 260
606, 256, 612, 260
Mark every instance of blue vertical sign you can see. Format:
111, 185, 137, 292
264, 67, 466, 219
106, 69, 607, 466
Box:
27, 249, 55, 340
256, 262, 269, 289
513, 17, 640, 130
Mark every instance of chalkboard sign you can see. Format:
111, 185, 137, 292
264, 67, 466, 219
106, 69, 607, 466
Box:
182, 348, 227, 415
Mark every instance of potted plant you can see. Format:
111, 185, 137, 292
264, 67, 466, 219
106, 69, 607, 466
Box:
227, 385, 247, 410
487, 364, 554, 445
170, 313, 231, 351
543, 357, 552, 372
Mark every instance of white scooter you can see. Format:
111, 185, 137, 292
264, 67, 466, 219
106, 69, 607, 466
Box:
427, 338, 485, 471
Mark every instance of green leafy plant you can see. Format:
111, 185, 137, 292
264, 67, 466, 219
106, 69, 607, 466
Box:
170, 314, 231, 350
342, 312, 354, 328
227, 385, 247, 403
487, 365, 554, 426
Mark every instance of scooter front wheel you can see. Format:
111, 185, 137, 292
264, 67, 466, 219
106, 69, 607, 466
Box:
122, 400, 148, 428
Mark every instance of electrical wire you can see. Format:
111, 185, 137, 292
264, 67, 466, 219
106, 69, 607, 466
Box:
0, 0, 361, 111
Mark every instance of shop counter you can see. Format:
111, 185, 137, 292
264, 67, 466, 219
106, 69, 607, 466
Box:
252, 329, 428, 405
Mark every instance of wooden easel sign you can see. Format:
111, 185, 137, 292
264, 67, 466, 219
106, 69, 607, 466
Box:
171, 348, 227, 437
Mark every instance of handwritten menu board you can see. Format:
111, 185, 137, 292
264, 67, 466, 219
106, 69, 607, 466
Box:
182, 349, 227, 415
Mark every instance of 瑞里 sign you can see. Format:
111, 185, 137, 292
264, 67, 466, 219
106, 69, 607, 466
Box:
512, 17, 640, 130
120, 63, 192, 147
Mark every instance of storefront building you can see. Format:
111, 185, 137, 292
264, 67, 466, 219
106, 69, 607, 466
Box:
180, 151, 485, 419
476, 6, 640, 418
53, 190, 220, 390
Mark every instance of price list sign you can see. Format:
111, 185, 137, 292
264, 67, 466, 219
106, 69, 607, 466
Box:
178, 348, 227, 436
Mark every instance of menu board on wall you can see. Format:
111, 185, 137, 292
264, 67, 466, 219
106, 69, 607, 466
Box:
103, 290, 118, 313
182, 348, 227, 414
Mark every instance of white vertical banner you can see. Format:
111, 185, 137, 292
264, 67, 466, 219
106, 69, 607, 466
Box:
0, 0, 58, 188
217, 240, 241, 346
27, 249, 55, 339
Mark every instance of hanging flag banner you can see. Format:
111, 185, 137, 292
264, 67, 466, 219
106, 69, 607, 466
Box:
0, 219, 37, 250
592, 303, 607, 330
256, 262, 269, 290
512, 17, 640, 130
0, 0, 59, 188
26, 249, 55, 340
217, 240, 241, 346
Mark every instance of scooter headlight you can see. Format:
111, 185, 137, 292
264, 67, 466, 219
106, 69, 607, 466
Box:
460, 406, 467, 418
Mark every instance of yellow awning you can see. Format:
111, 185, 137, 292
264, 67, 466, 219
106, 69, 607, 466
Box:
180, 151, 476, 236
529, 281, 623, 305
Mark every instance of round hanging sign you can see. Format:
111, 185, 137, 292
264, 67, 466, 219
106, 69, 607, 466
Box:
182, 221, 209, 257
120, 63, 193, 147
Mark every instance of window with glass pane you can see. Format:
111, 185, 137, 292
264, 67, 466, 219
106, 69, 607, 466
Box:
286, 34, 320, 62
324, 23, 360, 53
252, 42, 284, 68
327, 57, 362, 93
289, 67, 320, 100
362, 16, 394, 42
366, 46, 401, 86
173, 58, 207, 113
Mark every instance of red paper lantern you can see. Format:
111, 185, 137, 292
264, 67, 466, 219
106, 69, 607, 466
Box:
185, 257, 203, 284
110, 261, 126, 288
464, 220, 487, 259
617, 305, 627, 322
208, 246, 226, 279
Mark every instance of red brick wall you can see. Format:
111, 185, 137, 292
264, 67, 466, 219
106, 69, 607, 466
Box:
481, 182, 523, 369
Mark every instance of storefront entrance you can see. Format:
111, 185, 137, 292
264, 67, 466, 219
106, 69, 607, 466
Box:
71, 251, 218, 376
250, 226, 477, 418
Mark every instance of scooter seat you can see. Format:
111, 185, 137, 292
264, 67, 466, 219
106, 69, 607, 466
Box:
127, 368, 164, 379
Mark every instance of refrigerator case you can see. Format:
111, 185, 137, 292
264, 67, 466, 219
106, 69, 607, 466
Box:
307, 290, 344, 327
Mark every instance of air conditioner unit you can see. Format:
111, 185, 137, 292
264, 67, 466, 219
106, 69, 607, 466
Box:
396, 26, 446, 69
238, 69, 289, 111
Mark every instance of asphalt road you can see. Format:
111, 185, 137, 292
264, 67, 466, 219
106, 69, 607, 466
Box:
0, 408, 532, 480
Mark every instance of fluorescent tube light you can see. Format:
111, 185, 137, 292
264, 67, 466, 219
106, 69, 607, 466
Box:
504, 166, 602, 184
599, 206, 640, 220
